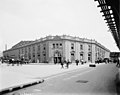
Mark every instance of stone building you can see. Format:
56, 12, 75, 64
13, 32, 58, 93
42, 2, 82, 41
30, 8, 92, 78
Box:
3, 35, 110, 63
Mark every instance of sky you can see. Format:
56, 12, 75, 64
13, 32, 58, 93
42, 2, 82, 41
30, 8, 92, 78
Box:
0, 0, 119, 53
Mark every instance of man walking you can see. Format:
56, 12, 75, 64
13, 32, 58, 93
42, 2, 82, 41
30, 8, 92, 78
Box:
75, 59, 79, 66
60, 60, 64, 68
116, 57, 120, 67
66, 59, 70, 69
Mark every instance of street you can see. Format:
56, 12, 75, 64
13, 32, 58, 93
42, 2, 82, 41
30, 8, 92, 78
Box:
4, 63, 118, 95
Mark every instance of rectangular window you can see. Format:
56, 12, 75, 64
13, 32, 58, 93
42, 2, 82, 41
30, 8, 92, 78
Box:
43, 47, 46, 50
71, 43, 74, 49
88, 45, 91, 51
53, 44, 55, 48
19, 49, 20, 54
71, 53, 74, 56
60, 43, 62, 47
33, 53, 35, 57
33, 46, 35, 52
80, 53, 83, 60
38, 45, 40, 51
56, 43, 59, 48
88, 53, 91, 61
43, 53, 46, 56
22, 48, 23, 54
80, 44, 83, 50
29, 53, 31, 59
29, 47, 31, 53
43, 44, 46, 50
60, 43, 62, 46
25, 47, 27, 53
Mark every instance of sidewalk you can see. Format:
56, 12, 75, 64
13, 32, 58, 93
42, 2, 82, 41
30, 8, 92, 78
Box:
0, 62, 100, 93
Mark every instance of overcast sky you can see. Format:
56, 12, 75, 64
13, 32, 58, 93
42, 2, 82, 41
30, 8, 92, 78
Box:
0, 0, 119, 52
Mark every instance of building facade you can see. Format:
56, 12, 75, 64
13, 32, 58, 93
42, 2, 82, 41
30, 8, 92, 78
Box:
3, 35, 110, 63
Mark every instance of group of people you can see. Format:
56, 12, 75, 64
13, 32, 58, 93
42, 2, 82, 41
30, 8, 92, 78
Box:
60, 59, 70, 69
1, 58, 29, 66
60, 59, 85, 69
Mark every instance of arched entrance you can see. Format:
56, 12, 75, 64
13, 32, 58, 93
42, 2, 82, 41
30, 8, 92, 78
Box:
54, 50, 62, 64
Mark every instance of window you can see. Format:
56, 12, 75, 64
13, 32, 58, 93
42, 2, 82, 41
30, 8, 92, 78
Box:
60, 43, 62, 47
88, 45, 91, 51
37, 54, 40, 57
71, 53, 74, 56
80, 53, 83, 60
53, 44, 55, 48
71, 43, 74, 49
80, 44, 83, 50
58, 52, 61, 57
38, 45, 40, 51
88, 53, 91, 61
43, 53, 46, 56
33, 46, 35, 52
33, 54, 35, 57
71, 53, 75, 62
29, 47, 31, 52
43, 47, 46, 50
19, 49, 20, 54
43, 44, 46, 50
25, 47, 27, 53
22, 48, 23, 54
56, 43, 59, 48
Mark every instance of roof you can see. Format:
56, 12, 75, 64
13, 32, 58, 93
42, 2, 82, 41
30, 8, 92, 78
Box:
3, 35, 110, 52
11, 41, 34, 49
94, 0, 120, 50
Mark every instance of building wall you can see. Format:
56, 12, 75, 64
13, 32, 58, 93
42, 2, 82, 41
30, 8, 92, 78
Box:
3, 35, 110, 63
84, 43, 88, 62
48, 40, 64, 63
75, 41, 80, 60
91, 44, 96, 63
64, 40, 71, 61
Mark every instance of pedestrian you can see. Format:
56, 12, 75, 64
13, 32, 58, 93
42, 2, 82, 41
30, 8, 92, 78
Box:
75, 59, 79, 66
97, 58, 99, 64
81, 59, 84, 65
60, 60, 64, 68
66, 59, 70, 69
116, 57, 120, 67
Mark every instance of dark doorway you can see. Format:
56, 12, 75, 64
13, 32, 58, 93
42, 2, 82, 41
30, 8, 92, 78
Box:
54, 50, 62, 64
54, 57, 61, 63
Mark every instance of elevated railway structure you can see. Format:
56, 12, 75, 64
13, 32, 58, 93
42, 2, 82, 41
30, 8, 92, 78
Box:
94, 0, 120, 50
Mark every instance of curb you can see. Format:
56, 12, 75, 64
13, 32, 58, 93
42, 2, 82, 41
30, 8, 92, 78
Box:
0, 79, 44, 94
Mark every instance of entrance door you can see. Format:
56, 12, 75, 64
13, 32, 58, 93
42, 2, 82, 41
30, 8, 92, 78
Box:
54, 57, 61, 63
80, 53, 83, 60
58, 57, 61, 63
54, 51, 62, 64
54, 57, 57, 64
